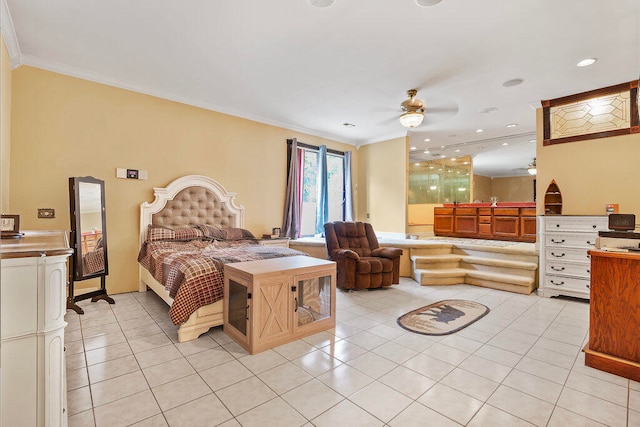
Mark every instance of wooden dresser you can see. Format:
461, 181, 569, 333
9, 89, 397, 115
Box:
1, 231, 73, 426
584, 250, 640, 381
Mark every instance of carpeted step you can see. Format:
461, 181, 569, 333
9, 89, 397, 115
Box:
411, 254, 462, 270
415, 267, 536, 293
459, 256, 538, 279
460, 256, 538, 270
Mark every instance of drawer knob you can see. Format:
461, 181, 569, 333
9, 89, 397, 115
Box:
556, 224, 560, 227
586, 284, 590, 288
587, 269, 590, 274
551, 239, 565, 244
551, 252, 565, 258
550, 280, 565, 286
551, 266, 565, 271
587, 241, 594, 245
592, 225, 597, 229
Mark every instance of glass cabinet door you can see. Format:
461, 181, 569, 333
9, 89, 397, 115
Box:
296, 275, 332, 327
228, 279, 248, 336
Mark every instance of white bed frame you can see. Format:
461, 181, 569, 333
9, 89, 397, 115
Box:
139, 175, 244, 342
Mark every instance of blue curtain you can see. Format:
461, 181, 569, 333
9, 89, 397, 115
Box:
315, 145, 329, 235
343, 151, 353, 221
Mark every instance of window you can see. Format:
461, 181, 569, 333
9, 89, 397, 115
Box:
300, 148, 346, 236
542, 80, 639, 146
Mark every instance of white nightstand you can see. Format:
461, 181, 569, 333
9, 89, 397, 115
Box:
258, 238, 290, 248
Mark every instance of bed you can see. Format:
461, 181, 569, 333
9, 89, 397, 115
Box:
138, 175, 304, 342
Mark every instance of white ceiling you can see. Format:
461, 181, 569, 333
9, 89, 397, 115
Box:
4, 0, 640, 177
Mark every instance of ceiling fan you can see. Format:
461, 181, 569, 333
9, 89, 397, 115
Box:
511, 158, 537, 175
399, 89, 426, 128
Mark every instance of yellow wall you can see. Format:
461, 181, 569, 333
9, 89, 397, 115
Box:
492, 175, 535, 202
1, 37, 11, 211
10, 66, 357, 293
472, 175, 492, 202
536, 108, 640, 217
357, 136, 407, 233
473, 174, 534, 202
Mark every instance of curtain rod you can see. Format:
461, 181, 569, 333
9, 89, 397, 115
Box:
287, 139, 345, 156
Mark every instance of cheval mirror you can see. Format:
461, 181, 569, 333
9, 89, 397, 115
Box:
68, 176, 114, 314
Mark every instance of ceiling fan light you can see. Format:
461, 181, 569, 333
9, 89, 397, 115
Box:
309, 0, 335, 7
527, 158, 537, 175
416, 0, 442, 6
399, 111, 424, 128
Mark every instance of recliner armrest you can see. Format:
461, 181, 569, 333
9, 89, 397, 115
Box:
331, 249, 360, 261
371, 247, 403, 259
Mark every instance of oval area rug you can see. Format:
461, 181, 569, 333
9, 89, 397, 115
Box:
397, 299, 490, 336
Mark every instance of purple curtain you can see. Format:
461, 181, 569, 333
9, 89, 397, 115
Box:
282, 138, 302, 239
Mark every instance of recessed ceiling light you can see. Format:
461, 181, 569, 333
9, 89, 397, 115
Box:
476, 129, 484, 133
463, 161, 469, 165
454, 149, 460, 153
506, 123, 518, 128
577, 58, 597, 67
451, 157, 456, 161
430, 185, 437, 190
424, 150, 430, 154
424, 138, 431, 142
440, 155, 446, 158
416, 0, 442, 6
528, 139, 536, 143
309, 0, 335, 7
342, 122, 355, 127
440, 145, 445, 149
502, 142, 509, 146
479, 107, 498, 114
502, 78, 524, 87
410, 146, 417, 150
415, 163, 420, 166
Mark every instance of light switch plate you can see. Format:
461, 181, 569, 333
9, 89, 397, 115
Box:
38, 208, 55, 219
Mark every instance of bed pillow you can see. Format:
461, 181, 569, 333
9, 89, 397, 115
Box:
146, 225, 204, 242
198, 224, 255, 240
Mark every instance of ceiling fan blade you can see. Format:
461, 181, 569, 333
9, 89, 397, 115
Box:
371, 106, 401, 113
377, 116, 399, 126
424, 106, 458, 115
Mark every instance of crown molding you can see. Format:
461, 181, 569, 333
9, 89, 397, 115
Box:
21, 53, 361, 147
1, 0, 21, 68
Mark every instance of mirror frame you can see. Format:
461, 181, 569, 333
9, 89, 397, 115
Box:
69, 176, 109, 281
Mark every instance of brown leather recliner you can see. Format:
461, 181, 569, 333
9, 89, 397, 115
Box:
324, 221, 403, 290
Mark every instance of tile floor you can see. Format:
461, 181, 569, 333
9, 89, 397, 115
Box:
65, 278, 639, 426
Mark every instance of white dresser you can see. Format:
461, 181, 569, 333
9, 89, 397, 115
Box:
1, 231, 73, 427
538, 216, 608, 299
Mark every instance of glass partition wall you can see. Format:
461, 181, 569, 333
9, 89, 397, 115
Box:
408, 156, 472, 204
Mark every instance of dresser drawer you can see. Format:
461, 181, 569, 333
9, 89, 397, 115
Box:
435, 207, 453, 215
545, 261, 591, 279
494, 208, 519, 216
545, 233, 598, 249
545, 247, 591, 264
455, 208, 477, 215
544, 274, 591, 294
479, 215, 492, 224
545, 217, 607, 232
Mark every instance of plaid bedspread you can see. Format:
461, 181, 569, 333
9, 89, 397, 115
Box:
138, 240, 306, 324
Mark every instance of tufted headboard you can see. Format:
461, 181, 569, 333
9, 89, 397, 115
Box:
140, 175, 244, 246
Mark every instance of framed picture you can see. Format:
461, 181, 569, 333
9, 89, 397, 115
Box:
1, 214, 22, 238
